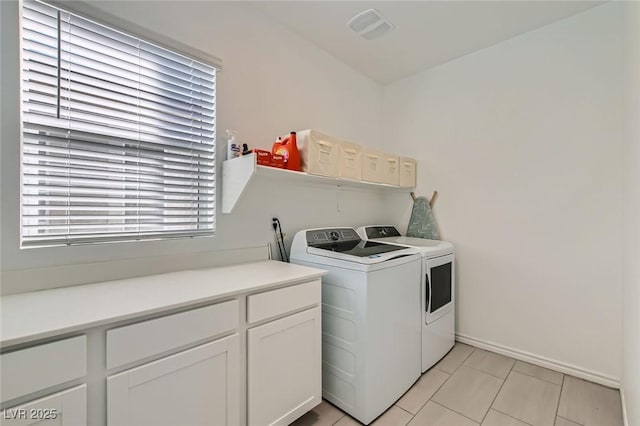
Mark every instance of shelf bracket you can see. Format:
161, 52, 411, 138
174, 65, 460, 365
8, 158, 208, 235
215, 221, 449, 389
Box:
221, 154, 257, 213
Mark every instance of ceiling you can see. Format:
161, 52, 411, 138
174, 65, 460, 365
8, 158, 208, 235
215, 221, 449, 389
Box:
246, 1, 604, 85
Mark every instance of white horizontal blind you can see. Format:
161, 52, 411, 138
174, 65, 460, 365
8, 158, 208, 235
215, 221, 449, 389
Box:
21, 0, 216, 247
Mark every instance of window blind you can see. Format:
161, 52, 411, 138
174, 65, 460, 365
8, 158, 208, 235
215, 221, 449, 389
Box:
21, 0, 216, 247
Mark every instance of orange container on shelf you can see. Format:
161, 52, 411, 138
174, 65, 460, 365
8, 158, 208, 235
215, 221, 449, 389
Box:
272, 131, 301, 171
270, 154, 285, 168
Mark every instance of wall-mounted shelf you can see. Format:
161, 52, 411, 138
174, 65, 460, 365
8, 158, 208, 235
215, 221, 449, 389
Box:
221, 153, 413, 213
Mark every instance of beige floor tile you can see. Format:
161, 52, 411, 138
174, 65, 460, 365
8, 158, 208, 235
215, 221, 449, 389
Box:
463, 349, 515, 379
372, 406, 413, 426
396, 368, 450, 414
432, 365, 503, 422
435, 343, 475, 374
557, 376, 623, 426
492, 371, 561, 426
291, 400, 345, 426
408, 401, 479, 426
333, 406, 412, 426
554, 417, 581, 426
334, 416, 360, 425
513, 361, 563, 385
482, 410, 530, 426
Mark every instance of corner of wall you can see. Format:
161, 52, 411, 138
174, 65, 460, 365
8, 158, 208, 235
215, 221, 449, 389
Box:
622, 1, 640, 425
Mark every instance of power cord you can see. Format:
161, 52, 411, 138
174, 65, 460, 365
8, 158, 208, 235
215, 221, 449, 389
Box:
272, 219, 285, 262
272, 217, 289, 263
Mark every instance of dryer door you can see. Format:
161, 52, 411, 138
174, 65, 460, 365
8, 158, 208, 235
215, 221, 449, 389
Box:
425, 253, 455, 324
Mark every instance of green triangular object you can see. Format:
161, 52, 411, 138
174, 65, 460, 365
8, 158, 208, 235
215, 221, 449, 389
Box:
407, 196, 440, 239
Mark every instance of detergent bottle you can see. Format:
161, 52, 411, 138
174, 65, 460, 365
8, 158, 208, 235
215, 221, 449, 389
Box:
272, 131, 301, 171
226, 129, 241, 160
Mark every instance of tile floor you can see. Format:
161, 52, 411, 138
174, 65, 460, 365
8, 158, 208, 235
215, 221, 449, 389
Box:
291, 343, 623, 426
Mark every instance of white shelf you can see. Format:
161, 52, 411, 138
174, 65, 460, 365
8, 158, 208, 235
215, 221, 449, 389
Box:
221, 153, 412, 214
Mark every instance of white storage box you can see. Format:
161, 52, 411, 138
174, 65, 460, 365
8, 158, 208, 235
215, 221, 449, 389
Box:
296, 130, 340, 177
361, 148, 385, 183
399, 157, 417, 188
382, 153, 400, 186
339, 140, 362, 181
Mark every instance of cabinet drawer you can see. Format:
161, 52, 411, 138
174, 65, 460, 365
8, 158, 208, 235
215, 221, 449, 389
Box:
1, 385, 87, 426
247, 280, 320, 324
107, 300, 238, 369
1, 336, 86, 403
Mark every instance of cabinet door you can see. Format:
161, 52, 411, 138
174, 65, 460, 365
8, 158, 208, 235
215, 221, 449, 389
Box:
248, 307, 321, 426
0, 385, 86, 426
107, 334, 239, 426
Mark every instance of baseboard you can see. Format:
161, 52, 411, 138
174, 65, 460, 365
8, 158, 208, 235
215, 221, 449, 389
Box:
456, 333, 621, 389
621, 387, 629, 426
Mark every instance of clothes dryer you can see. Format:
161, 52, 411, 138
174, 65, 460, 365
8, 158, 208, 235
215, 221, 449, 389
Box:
357, 226, 455, 372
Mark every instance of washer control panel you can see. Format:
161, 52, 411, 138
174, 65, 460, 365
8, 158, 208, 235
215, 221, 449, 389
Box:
307, 228, 360, 245
365, 226, 402, 239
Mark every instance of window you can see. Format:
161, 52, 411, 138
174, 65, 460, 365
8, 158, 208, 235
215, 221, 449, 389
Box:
20, 0, 217, 247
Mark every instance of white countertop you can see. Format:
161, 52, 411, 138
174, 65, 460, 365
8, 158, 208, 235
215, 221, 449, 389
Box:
0, 260, 327, 348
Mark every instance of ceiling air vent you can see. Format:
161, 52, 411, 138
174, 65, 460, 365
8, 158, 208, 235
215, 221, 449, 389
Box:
347, 9, 394, 40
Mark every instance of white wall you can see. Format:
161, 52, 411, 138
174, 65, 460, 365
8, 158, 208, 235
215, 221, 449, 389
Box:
0, 0, 4, 283
0, 1, 396, 294
382, 3, 624, 384
622, 1, 640, 424
1, 0, 632, 396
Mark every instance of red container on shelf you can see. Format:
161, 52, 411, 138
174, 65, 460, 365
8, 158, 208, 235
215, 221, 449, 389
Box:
254, 149, 272, 166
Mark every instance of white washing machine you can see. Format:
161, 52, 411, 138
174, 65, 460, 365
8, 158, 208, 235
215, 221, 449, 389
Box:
290, 227, 421, 425
357, 226, 456, 373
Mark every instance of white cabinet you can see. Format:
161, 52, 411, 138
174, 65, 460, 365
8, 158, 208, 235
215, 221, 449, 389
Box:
1, 336, 86, 404
0, 385, 87, 426
246, 280, 322, 425
107, 334, 240, 426
248, 307, 321, 426
1, 262, 327, 426
1, 337, 87, 426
